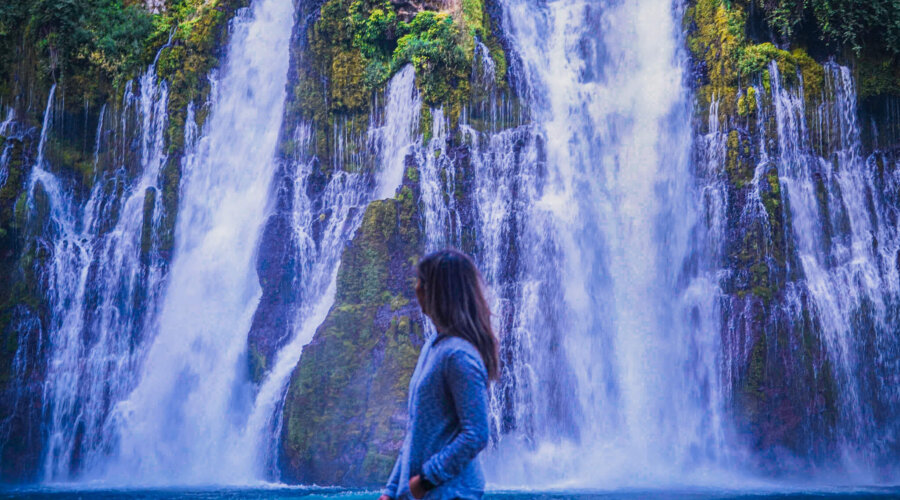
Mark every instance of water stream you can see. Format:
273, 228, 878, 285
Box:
480, 0, 727, 486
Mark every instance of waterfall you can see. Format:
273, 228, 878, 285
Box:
374, 66, 422, 200
0, 107, 13, 136
477, 0, 728, 485
20, 0, 424, 479
29, 68, 170, 481
764, 62, 900, 474
419, 107, 457, 251
9, 0, 900, 487
101, 0, 295, 483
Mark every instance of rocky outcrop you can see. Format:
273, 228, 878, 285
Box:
279, 170, 424, 486
0, 126, 46, 483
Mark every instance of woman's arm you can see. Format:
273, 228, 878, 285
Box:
382, 453, 402, 499
421, 350, 490, 486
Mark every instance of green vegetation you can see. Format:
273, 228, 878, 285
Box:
857, 49, 900, 97
287, 0, 507, 179
153, 0, 249, 151
688, 0, 899, 103
756, 0, 899, 56
687, 0, 825, 115
313, 0, 475, 110
0, 0, 153, 103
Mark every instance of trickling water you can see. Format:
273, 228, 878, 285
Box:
766, 62, 900, 473
10, 0, 900, 487
419, 107, 459, 250
0, 107, 13, 136
103, 0, 294, 483
374, 66, 421, 200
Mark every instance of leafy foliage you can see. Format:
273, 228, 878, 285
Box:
755, 0, 900, 55
314, 0, 475, 109
393, 11, 469, 105
0, 0, 153, 98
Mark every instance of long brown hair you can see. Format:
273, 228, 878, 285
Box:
416, 249, 500, 381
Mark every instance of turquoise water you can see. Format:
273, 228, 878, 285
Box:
2, 488, 900, 499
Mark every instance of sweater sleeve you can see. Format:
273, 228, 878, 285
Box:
382, 452, 402, 498
421, 350, 490, 486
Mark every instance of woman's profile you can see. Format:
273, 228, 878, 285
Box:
379, 249, 500, 500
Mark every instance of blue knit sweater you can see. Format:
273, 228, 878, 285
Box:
382, 333, 490, 500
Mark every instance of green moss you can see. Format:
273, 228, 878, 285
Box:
461, 0, 485, 37
762, 69, 772, 94
421, 105, 433, 143
737, 86, 756, 116
687, 0, 826, 115
157, 155, 181, 259
155, 0, 249, 153
750, 262, 774, 302
736, 44, 823, 105
857, 50, 900, 98
743, 330, 767, 415
792, 49, 824, 102
725, 129, 752, 187
0, 139, 26, 232
280, 179, 424, 485
686, 0, 744, 111
737, 42, 791, 78
331, 50, 370, 110
405, 165, 419, 183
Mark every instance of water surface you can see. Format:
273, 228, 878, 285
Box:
3, 488, 900, 499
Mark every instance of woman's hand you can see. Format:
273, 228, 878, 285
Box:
378, 495, 393, 500
408, 475, 427, 499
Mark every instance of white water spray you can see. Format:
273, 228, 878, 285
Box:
483, 0, 727, 486
105, 0, 294, 483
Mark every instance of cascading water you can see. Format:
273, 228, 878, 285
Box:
418, 107, 457, 251
99, 0, 295, 483
9, 0, 900, 488
36, 67, 170, 481
473, 0, 729, 485
764, 62, 900, 474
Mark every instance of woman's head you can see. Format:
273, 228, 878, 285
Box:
416, 249, 500, 381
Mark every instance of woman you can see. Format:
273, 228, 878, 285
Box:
379, 249, 500, 500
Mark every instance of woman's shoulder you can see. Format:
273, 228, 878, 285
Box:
433, 335, 487, 374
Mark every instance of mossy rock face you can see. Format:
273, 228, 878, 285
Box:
248, 0, 510, 385
685, 0, 868, 468
686, 0, 825, 127
290, 0, 507, 140
0, 129, 54, 483
279, 176, 424, 486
